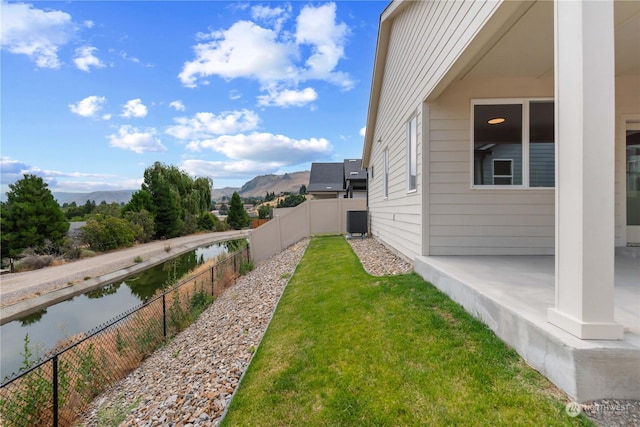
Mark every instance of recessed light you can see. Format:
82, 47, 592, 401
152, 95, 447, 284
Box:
488, 117, 506, 125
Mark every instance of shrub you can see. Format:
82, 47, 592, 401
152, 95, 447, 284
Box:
197, 212, 222, 231
14, 249, 54, 272
81, 215, 138, 252
239, 260, 254, 276
80, 249, 97, 258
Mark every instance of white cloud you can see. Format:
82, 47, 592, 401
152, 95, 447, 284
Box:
187, 132, 332, 165
229, 90, 242, 100
359, 126, 366, 137
107, 126, 166, 154
0, 156, 133, 192
179, 2, 353, 104
117, 50, 152, 67
180, 159, 281, 179
73, 46, 105, 72
1, 156, 33, 183
84, 20, 95, 29
121, 99, 148, 118
0, 2, 76, 68
69, 96, 107, 118
50, 179, 141, 192
166, 109, 260, 140
179, 20, 297, 88
251, 4, 291, 32
169, 100, 185, 111
257, 87, 317, 108
295, 3, 353, 89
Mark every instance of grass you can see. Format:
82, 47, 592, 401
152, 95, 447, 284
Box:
222, 236, 593, 426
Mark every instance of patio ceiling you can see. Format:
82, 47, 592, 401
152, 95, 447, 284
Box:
461, 0, 640, 80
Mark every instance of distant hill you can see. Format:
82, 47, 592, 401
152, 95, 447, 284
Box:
213, 171, 310, 200
53, 190, 136, 206
50, 171, 310, 205
212, 187, 241, 200
238, 171, 309, 199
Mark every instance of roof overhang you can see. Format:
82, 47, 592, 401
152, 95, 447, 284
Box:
363, 0, 532, 166
363, 0, 639, 167
362, 1, 409, 167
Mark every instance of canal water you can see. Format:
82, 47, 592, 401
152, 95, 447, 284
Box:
1, 241, 242, 381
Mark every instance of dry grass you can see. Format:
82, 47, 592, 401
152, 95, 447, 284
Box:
0, 249, 249, 427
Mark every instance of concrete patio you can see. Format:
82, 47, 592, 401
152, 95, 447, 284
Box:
414, 247, 640, 402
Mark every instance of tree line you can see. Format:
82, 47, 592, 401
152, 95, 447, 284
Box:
1, 163, 236, 271
0, 163, 309, 272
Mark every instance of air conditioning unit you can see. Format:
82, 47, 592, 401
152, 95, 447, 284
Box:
346, 210, 368, 237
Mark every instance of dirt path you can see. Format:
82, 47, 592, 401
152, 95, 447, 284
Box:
0, 230, 248, 309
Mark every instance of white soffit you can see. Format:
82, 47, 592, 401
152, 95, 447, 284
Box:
462, 0, 639, 80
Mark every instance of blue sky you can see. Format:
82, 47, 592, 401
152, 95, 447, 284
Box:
1, 1, 385, 195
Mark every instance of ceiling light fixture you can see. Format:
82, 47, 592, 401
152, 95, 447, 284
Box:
488, 117, 506, 125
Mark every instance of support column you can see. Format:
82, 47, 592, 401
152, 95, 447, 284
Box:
547, 0, 623, 340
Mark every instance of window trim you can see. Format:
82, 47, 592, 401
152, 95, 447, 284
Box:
470, 98, 554, 190
407, 115, 417, 192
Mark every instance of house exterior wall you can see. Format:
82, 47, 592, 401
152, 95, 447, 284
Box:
427, 77, 555, 255
368, 1, 638, 259
367, 0, 500, 261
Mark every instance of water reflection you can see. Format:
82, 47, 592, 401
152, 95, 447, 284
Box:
1, 240, 243, 381
19, 309, 47, 326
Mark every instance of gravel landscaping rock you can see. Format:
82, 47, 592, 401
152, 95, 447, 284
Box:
81, 238, 309, 426
347, 236, 412, 276
78, 236, 638, 426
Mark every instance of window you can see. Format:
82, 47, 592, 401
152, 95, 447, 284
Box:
407, 116, 417, 191
492, 159, 513, 185
473, 99, 554, 188
383, 148, 388, 198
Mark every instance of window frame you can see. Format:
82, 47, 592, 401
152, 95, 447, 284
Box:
407, 115, 417, 192
471, 98, 554, 190
492, 159, 513, 185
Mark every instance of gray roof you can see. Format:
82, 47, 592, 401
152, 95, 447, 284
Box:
344, 159, 367, 181
308, 162, 345, 193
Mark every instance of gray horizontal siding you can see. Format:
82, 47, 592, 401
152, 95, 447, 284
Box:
427, 77, 555, 255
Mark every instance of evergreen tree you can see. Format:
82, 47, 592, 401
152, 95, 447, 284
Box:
130, 162, 212, 239
122, 189, 153, 214
226, 192, 250, 230
1, 174, 69, 258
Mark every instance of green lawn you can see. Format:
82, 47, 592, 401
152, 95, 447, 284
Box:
222, 236, 593, 426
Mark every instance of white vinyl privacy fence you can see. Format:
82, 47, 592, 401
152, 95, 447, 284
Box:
249, 198, 366, 263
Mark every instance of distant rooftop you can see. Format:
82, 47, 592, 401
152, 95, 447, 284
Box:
308, 162, 345, 193
344, 159, 367, 181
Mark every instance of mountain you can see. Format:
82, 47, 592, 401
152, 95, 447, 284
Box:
212, 187, 241, 200
53, 190, 136, 206
213, 171, 310, 200
50, 171, 310, 205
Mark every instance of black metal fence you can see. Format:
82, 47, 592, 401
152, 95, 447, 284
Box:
0, 245, 251, 427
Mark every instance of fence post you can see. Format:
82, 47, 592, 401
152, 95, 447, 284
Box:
162, 294, 167, 338
53, 355, 59, 427
211, 265, 215, 296
234, 252, 237, 274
